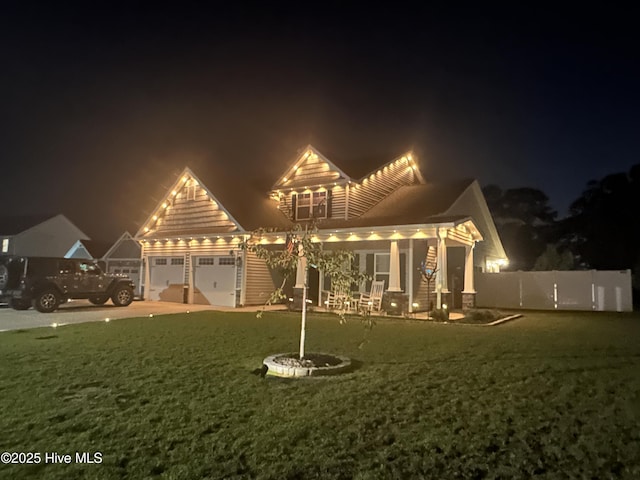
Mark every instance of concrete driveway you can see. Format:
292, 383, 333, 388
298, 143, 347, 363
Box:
0, 300, 226, 332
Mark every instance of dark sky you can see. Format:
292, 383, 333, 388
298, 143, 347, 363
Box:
1, 3, 638, 241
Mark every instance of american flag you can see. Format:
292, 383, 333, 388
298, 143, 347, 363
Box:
285, 234, 296, 255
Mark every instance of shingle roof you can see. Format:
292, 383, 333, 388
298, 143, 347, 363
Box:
314, 180, 474, 229
0, 214, 57, 235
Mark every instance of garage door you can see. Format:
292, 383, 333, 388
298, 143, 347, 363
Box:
193, 256, 236, 307
149, 257, 185, 302
110, 265, 141, 296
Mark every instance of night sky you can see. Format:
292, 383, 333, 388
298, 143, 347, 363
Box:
1, 4, 638, 241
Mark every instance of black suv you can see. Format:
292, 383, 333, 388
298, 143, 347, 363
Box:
0, 256, 135, 313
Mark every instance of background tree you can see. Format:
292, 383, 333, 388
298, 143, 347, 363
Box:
562, 163, 640, 284
483, 185, 558, 270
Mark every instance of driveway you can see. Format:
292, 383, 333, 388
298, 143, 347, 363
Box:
0, 300, 226, 332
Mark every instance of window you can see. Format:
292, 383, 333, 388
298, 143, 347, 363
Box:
1, 238, 8, 253
219, 257, 235, 266
374, 253, 390, 289
59, 260, 75, 274
155, 258, 167, 266
199, 257, 215, 265
296, 191, 327, 220
171, 258, 184, 265
187, 185, 197, 201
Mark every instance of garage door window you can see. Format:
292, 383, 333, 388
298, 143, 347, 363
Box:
171, 258, 184, 265
155, 258, 167, 266
199, 258, 215, 265
219, 257, 235, 265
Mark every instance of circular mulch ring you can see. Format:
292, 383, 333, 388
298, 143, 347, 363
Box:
263, 352, 352, 378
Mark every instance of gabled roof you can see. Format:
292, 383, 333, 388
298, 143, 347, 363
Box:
137, 167, 292, 238
271, 145, 352, 190
0, 214, 58, 235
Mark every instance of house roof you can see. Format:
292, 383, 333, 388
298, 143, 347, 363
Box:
0, 214, 58, 235
139, 152, 467, 236
81, 240, 113, 259
314, 180, 475, 230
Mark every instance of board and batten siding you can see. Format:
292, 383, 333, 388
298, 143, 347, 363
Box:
348, 162, 417, 217
244, 249, 278, 306
152, 183, 239, 235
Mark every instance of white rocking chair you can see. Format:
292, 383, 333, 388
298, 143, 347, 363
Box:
358, 280, 385, 312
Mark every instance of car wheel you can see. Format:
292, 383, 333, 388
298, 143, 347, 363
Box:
112, 286, 133, 307
89, 296, 109, 305
35, 290, 60, 313
9, 298, 30, 310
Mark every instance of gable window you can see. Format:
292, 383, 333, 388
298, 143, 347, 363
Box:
187, 185, 197, 201
296, 191, 327, 220
1, 238, 7, 253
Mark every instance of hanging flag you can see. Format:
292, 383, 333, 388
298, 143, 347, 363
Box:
285, 234, 297, 255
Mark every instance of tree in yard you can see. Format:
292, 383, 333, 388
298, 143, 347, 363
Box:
241, 222, 370, 359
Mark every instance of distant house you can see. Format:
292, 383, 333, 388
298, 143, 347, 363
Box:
135, 145, 507, 310
101, 232, 143, 297
0, 214, 89, 258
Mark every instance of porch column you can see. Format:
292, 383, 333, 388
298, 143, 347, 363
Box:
436, 229, 449, 308
143, 255, 151, 301
462, 243, 476, 309
408, 238, 414, 313
388, 240, 402, 292
294, 243, 307, 289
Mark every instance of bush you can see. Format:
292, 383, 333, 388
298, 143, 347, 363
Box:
463, 309, 502, 323
431, 308, 449, 322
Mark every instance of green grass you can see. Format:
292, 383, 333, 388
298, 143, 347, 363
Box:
1, 311, 639, 479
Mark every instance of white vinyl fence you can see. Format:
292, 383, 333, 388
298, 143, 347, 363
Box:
476, 270, 633, 312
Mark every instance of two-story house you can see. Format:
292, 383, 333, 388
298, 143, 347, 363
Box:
135, 145, 507, 311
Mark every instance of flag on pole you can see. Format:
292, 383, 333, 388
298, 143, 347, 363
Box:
285, 234, 296, 255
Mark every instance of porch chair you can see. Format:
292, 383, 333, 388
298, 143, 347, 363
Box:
324, 289, 356, 312
358, 280, 385, 312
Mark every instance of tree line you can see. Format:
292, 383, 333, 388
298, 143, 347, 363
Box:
483, 163, 640, 292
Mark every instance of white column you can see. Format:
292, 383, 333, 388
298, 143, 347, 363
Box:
143, 256, 151, 301
318, 269, 324, 307
294, 243, 307, 288
187, 251, 194, 304
408, 238, 414, 312
436, 229, 449, 308
388, 240, 402, 292
439, 231, 448, 293
463, 243, 475, 293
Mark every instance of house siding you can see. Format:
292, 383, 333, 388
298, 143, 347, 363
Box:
278, 185, 346, 221
348, 161, 417, 217
244, 249, 278, 305
150, 182, 239, 236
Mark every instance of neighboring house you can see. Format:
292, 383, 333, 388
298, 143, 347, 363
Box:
135, 145, 507, 310
65, 233, 143, 297
101, 232, 143, 297
0, 214, 89, 258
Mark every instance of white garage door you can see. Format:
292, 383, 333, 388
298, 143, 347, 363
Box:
149, 257, 185, 302
110, 265, 141, 296
193, 256, 236, 307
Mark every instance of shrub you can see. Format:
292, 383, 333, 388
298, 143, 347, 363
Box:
431, 308, 449, 322
463, 309, 502, 323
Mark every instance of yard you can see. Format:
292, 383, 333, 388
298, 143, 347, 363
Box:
1, 310, 639, 479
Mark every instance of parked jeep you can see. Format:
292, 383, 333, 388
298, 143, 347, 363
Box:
4, 257, 135, 313
0, 255, 23, 306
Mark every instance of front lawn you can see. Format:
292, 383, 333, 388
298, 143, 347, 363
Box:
1, 311, 639, 479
